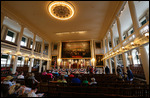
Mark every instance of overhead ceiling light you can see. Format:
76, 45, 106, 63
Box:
48, 1, 75, 20
56, 31, 86, 35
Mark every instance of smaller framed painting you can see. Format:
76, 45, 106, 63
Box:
52, 43, 58, 51
51, 56, 57, 65
96, 54, 104, 67
95, 42, 101, 48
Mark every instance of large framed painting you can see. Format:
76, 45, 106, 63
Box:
51, 56, 57, 65
96, 54, 104, 67
61, 41, 91, 58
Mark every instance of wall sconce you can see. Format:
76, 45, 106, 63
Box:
91, 58, 95, 62
15, 51, 22, 56
116, 50, 119, 53
30, 55, 35, 58
145, 32, 149, 38
130, 42, 139, 46
122, 47, 128, 50
58, 58, 62, 62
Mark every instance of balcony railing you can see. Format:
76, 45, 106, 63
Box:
103, 21, 149, 60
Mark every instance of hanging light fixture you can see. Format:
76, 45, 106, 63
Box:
48, 1, 75, 20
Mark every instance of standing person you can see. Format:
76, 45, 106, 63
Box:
126, 67, 134, 81
105, 66, 110, 74
86, 66, 89, 74
89, 66, 93, 74
66, 69, 68, 75
94, 67, 97, 74
117, 65, 122, 75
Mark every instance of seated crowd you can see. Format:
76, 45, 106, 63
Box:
1, 66, 148, 97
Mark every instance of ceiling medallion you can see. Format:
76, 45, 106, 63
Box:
48, 1, 75, 20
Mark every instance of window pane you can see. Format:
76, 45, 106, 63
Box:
7, 31, 14, 37
22, 37, 26, 42
21, 41, 25, 46
141, 19, 147, 26
5, 36, 13, 42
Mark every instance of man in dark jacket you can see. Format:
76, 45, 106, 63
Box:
126, 67, 134, 81
105, 66, 110, 74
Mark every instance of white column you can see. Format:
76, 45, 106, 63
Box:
116, 16, 128, 72
16, 25, 24, 52
122, 53, 127, 73
39, 59, 42, 73
103, 38, 107, 67
116, 17, 123, 42
28, 58, 33, 72
110, 28, 118, 75
12, 55, 18, 74
1, 25, 7, 40
57, 41, 62, 69
106, 35, 110, 52
128, 1, 149, 84
28, 34, 36, 72
128, 1, 140, 36
91, 40, 95, 67
114, 56, 118, 75
108, 59, 112, 74
47, 42, 51, 70
39, 40, 44, 73
139, 45, 149, 84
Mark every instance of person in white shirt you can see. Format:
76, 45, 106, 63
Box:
15, 85, 31, 96
89, 77, 97, 85
28, 87, 44, 97
17, 72, 24, 79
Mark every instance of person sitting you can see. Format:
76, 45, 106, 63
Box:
28, 73, 40, 84
82, 77, 89, 86
28, 87, 44, 97
54, 71, 59, 76
57, 75, 67, 83
126, 67, 134, 81
8, 84, 20, 97
17, 72, 24, 79
11, 72, 19, 79
89, 77, 97, 86
69, 73, 74, 78
28, 73, 40, 88
42, 70, 47, 75
3, 76, 16, 87
71, 74, 81, 86
15, 85, 32, 97
64, 73, 68, 78
47, 72, 53, 78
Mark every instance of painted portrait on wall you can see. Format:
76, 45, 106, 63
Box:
96, 55, 104, 66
